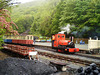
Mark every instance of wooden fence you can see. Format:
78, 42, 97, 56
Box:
66, 38, 89, 44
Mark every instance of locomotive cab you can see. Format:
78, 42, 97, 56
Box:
52, 34, 79, 53
52, 34, 66, 47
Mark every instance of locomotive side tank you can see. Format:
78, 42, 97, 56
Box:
52, 34, 79, 53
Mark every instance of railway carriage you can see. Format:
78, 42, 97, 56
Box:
4, 35, 34, 45
3, 35, 35, 56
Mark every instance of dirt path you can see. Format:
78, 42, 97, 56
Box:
0, 49, 11, 60
0, 49, 24, 60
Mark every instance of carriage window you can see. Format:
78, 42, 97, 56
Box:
30, 36, 32, 40
27, 36, 29, 40
62, 35, 64, 38
58, 35, 60, 38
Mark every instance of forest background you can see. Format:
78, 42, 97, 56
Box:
1, 0, 100, 39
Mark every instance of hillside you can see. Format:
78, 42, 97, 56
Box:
11, 0, 100, 38
11, 0, 60, 35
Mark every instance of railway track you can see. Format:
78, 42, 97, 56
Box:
36, 49, 100, 67
2, 44, 100, 68
33, 45, 100, 60
32, 45, 100, 67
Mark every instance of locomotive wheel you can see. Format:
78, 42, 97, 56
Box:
70, 52, 75, 54
66, 51, 75, 54
88, 49, 97, 54
65, 49, 75, 54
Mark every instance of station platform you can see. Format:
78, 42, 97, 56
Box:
34, 42, 88, 50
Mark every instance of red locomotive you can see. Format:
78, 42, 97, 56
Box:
52, 34, 79, 53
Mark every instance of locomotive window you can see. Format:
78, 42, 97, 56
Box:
62, 36, 64, 38
58, 35, 60, 38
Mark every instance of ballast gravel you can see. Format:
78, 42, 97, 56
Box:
0, 58, 56, 75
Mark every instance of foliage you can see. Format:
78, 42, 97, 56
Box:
30, 0, 61, 36
11, 0, 60, 36
0, 0, 19, 48
13, 15, 34, 33
0, 9, 18, 35
12, 0, 100, 38
58, 0, 100, 37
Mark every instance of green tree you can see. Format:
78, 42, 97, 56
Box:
14, 15, 34, 33
30, 0, 60, 36
54, 0, 100, 37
